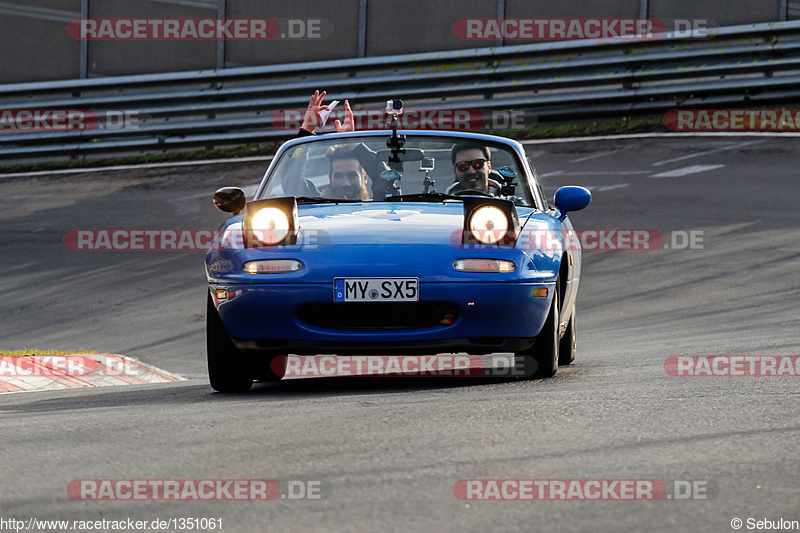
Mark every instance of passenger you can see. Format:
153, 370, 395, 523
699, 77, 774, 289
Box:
296, 90, 384, 201
321, 145, 370, 201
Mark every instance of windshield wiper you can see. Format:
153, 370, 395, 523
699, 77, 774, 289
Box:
295, 196, 364, 205
383, 192, 462, 202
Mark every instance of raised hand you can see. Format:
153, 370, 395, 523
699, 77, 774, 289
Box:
335, 100, 355, 132
300, 90, 329, 134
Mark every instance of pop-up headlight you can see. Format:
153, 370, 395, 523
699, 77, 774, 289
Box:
462, 197, 519, 247
243, 197, 299, 248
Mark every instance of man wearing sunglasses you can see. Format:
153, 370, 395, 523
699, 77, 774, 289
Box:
447, 142, 502, 195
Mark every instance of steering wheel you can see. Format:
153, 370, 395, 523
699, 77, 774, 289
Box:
452, 189, 493, 197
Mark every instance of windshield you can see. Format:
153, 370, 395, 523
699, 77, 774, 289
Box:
258, 135, 534, 207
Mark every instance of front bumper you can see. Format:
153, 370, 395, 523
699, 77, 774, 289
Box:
210, 280, 554, 355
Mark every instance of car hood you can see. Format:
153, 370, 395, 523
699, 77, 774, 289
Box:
295, 202, 474, 245
206, 202, 562, 283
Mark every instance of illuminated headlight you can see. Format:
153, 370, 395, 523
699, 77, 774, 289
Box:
243, 260, 302, 274
244, 197, 299, 248
467, 206, 509, 245
453, 259, 516, 273
251, 207, 290, 245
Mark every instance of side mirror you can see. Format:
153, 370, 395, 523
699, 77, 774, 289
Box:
213, 187, 246, 216
554, 186, 591, 219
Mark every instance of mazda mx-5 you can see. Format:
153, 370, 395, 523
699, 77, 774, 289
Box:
205, 130, 591, 392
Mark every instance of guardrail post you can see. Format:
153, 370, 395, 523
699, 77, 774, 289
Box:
216, 0, 226, 70
358, 0, 367, 57
496, 0, 506, 48
80, 0, 88, 79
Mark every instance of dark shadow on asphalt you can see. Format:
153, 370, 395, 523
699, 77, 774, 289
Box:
0, 368, 582, 414
248, 373, 528, 396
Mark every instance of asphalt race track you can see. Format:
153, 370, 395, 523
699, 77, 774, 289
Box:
1, 135, 798, 532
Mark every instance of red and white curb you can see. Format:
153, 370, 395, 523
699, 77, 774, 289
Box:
0, 354, 185, 394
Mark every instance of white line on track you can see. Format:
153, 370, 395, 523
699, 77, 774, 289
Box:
650, 164, 726, 178
542, 184, 629, 191
569, 146, 631, 163
650, 140, 764, 167
539, 170, 650, 177
588, 184, 629, 191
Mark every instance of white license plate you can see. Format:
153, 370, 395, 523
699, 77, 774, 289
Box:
334, 278, 419, 302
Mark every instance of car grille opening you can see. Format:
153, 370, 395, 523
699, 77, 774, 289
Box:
296, 302, 459, 330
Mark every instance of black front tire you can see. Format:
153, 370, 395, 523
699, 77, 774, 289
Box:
207, 295, 253, 393
517, 279, 560, 379
559, 305, 576, 366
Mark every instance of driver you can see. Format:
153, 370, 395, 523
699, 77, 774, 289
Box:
446, 142, 502, 195
321, 145, 371, 201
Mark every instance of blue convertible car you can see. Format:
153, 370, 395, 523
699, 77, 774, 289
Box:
205, 130, 590, 392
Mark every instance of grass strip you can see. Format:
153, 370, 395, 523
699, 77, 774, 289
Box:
0, 348, 102, 356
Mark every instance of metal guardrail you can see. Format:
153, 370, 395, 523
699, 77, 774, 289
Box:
2, 21, 800, 164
